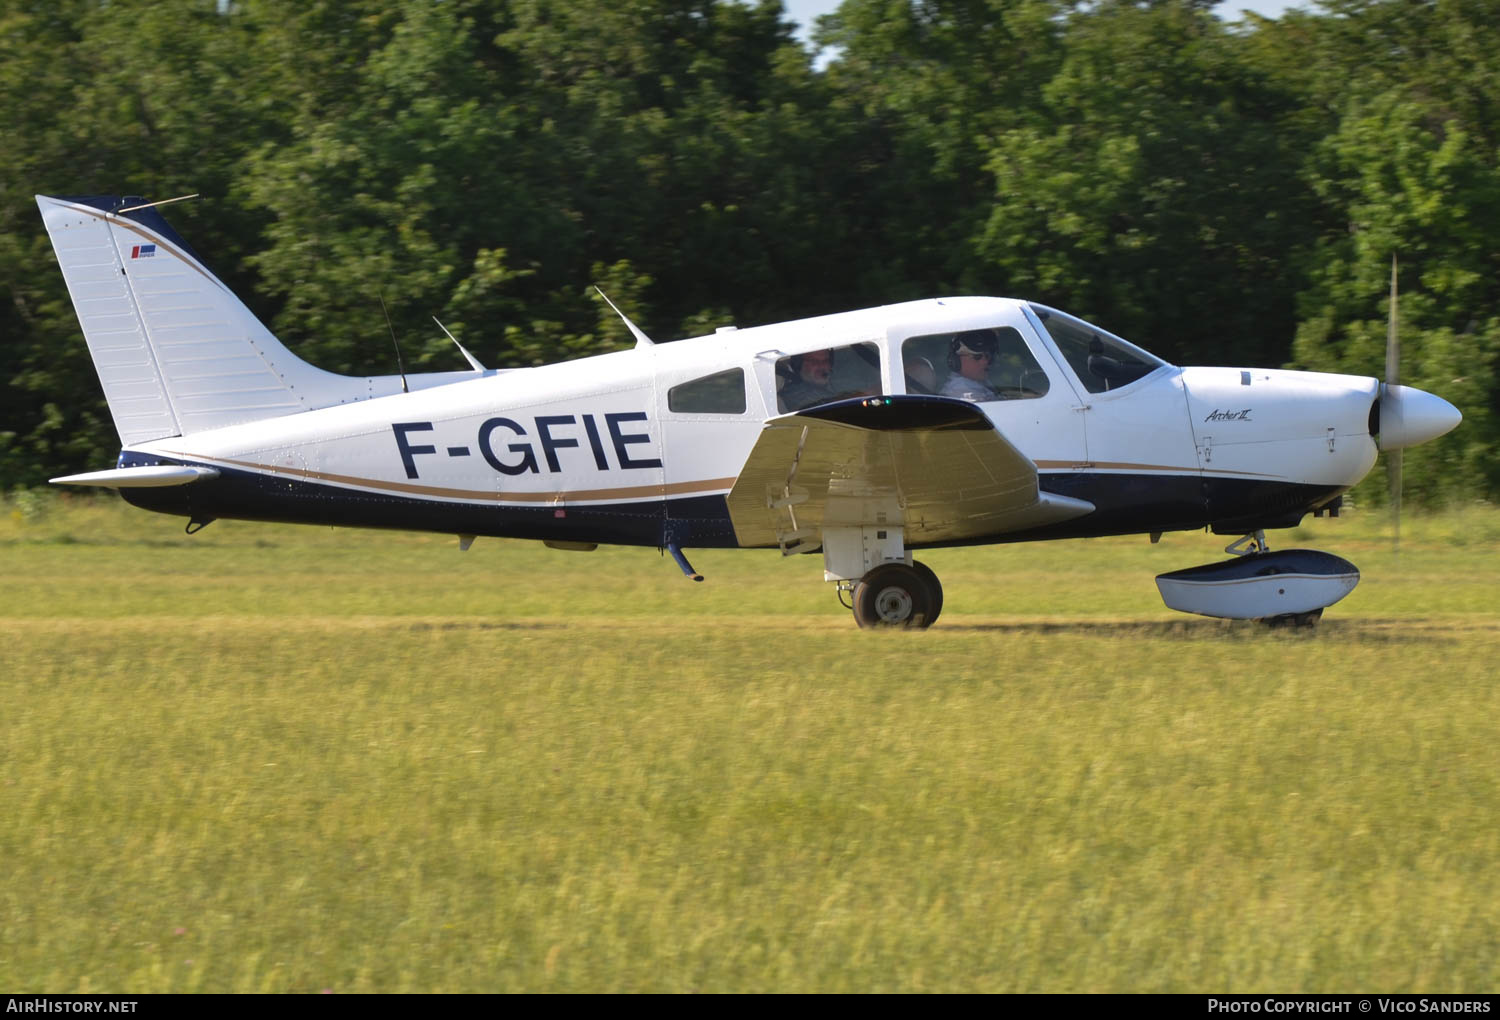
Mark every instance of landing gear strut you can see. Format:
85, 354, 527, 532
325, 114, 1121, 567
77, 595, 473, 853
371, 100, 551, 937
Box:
847, 560, 943, 629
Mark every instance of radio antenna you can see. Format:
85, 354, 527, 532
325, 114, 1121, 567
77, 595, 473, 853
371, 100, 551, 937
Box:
115, 193, 200, 214
433, 316, 486, 372
380, 294, 409, 393
595, 287, 654, 348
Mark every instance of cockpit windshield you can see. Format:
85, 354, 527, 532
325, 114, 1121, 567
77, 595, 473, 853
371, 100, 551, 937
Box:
1028, 304, 1166, 394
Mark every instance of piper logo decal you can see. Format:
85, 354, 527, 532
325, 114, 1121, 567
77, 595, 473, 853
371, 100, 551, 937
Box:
130, 244, 157, 259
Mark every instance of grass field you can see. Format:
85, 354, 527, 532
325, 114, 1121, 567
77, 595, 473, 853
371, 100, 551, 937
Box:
2, 491, 1497, 992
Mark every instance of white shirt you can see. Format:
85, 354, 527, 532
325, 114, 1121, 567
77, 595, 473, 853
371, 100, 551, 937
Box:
940, 374, 999, 402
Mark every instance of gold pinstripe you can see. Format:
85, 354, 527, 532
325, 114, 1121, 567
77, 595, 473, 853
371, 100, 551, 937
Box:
162, 452, 738, 504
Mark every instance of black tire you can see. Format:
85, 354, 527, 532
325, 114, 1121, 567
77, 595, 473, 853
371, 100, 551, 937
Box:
1261, 608, 1323, 630
852, 563, 936, 629
911, 560, 944, 626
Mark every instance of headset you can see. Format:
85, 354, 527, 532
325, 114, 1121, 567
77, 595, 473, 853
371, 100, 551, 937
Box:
947, 331, 1000, 372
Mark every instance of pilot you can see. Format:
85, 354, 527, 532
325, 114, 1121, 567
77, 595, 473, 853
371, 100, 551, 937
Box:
780, 348, 837, 410
940, 332, 1001, 402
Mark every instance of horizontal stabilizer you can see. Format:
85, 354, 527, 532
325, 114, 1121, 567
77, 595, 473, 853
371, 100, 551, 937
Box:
51, 465, 220, 488
727, 395, 1093, 548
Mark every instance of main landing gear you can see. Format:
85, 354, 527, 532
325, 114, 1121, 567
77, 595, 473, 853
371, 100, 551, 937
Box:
794, 523, 945, 630
838, 560, 944, 629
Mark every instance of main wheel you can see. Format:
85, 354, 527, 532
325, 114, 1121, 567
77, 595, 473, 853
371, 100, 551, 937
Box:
912, 560, 944, 626
852, 563, 936, 629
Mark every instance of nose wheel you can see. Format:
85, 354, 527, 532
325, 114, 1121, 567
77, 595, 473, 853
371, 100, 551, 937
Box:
1261, 608, 1323, 629
848, 561, 943, 629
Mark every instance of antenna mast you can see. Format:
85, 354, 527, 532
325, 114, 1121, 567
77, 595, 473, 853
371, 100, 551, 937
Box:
380, 295, 409, 393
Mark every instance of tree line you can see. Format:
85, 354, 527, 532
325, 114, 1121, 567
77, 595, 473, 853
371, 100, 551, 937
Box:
3, 0, 1495, 503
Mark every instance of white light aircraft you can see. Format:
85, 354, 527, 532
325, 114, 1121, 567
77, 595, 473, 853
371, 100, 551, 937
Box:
37, 194, 1462, 628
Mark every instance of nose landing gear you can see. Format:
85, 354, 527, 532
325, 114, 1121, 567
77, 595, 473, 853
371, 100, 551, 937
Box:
1155, 530, 1359, 625
1261, 608, 1324, 630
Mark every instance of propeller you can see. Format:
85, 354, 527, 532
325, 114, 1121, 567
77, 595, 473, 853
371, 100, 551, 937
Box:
1386, 254, 1401, 553
1373, 261, 1462, 545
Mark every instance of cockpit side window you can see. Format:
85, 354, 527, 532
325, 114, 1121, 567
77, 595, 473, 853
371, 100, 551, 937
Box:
776, 342, 882, 412
901, 327, 1049, 402
1029, 305, 1164, 394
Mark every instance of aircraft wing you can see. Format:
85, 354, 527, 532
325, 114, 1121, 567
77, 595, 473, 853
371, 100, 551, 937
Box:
726, 395, 1094, 550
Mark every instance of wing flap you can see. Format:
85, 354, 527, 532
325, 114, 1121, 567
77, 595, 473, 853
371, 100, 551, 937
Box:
727, 396, 1093, 548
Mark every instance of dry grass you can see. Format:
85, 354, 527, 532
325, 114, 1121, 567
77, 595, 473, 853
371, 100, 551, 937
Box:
2, 492, 1496, 991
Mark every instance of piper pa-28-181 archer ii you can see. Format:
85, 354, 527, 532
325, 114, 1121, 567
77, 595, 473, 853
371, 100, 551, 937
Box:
38, 193, 1462, 629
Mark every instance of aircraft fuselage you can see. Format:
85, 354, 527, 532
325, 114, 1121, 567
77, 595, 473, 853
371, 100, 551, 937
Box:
117, 297, 1380, 548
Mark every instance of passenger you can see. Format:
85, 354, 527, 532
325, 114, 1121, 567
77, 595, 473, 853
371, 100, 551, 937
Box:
904, 355, 938, 394
779, 348, 837, 410
940, 333, 1000, 402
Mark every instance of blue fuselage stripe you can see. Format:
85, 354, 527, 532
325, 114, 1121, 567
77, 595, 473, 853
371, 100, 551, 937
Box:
117, 454, 1346, 547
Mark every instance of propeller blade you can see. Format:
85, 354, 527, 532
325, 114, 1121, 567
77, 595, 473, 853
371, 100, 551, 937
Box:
1386, 254, 1400, 553
1389, 448, 1402, 553
1386, 254, 1399, 388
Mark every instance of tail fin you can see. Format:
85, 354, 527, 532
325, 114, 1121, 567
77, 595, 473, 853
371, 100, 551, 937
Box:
36, 195, 476, 447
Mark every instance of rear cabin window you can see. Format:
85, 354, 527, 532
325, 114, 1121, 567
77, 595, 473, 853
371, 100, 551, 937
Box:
901, 327, 1049, 402
776, 342, 882, 413
668, 368, 747, 414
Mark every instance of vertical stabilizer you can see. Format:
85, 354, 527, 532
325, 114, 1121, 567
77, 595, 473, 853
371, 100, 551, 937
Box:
36, 195, 477, 447
39, 195, 188, 444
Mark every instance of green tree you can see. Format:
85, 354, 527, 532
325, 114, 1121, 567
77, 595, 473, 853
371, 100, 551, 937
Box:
242, 0, 844, 371
975, 1, 1320, 367
2, 0, 284, 485
1290, 93, 1500, 503
6, 0, 1497, 505
1275, 0, 1500, 503
816, 0, 1068, 298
